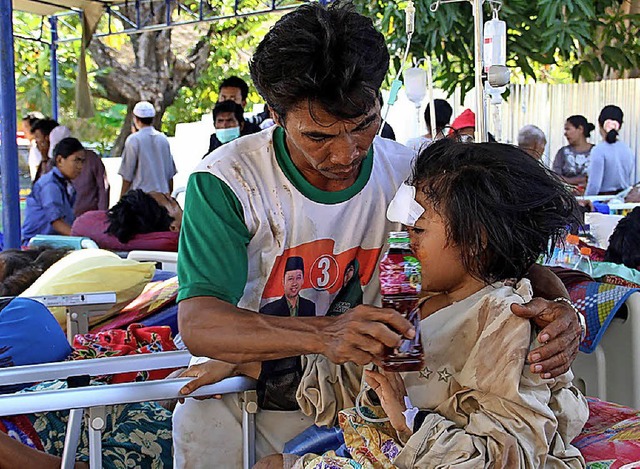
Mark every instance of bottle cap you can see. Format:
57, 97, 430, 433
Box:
580, 247, 592, 256
566, 234, 580, 244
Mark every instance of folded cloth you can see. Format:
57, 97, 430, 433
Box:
90, 276, 178, 332
568, 281, 639, 353
296, 354, 362, 427
71, 323, 177, 383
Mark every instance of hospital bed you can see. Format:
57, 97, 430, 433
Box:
0, 351, 258, 469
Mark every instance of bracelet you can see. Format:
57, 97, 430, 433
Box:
554, 297, 586, 342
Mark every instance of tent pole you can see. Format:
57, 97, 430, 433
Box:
50, 16, 59, 121
0, 0, 21, 249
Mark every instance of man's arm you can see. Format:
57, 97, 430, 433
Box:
0, 431, 88, 469
179, 296, 413, 366
120, 179, 132, 198
512, 264, 581, 378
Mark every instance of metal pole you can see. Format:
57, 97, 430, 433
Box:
472, 0, 487, 142
0, 0, 22, 249
50, 16, 59, 120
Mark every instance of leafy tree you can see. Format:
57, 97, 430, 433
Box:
355, 0, 640, 98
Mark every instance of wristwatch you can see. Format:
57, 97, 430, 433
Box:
554, 297, 586, 343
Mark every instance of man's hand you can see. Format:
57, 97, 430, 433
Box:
511, 297, 581, 379
177, 360, 260, 402
319, 305, 415, 366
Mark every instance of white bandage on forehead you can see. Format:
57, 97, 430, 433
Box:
386, 183, 425, 227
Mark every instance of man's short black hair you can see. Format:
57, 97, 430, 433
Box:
136, 116, 154, 126
219, 76, 249, 101
31, 118, 59, 136
213, 100, 245, 126
424, 99, 453, 131
249, 0, 389, 121
410, 139, 579, 283
105, 190, 174, 243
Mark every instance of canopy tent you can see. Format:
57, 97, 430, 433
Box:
13, 0, 106, 19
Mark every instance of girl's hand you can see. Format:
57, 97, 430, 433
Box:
365, 369, 412, 438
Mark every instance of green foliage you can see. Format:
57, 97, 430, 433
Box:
162, 15, 275, 135
354, 0, 640, 99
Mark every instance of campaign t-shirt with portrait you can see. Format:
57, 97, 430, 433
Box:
178, 126, 414, 318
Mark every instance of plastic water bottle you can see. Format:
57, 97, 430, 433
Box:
573, 247, 594, 276
556, 234, 581, 268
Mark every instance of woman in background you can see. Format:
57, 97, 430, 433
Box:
552, 115, 595, 189
585, 105, 635, 196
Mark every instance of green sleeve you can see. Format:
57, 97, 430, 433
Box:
177, 172, 250, 304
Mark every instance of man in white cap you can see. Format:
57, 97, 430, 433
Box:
118, 101, 177, 198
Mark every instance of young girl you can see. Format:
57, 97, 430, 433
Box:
286, 140, 588, 468
22, 137, 85, 245
585, 105, 634, 196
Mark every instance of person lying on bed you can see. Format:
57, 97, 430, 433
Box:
71, 189, 182, 251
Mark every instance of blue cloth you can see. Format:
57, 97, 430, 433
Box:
283, 424, 349, 458
22, 167, 76, 245
0, 298, 72, 393
585, 141, 635, 195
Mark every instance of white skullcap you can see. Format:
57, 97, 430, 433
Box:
133, 101, 156, 118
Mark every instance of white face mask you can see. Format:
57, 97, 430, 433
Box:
386, 183, 425, 227
216, 126, 241, 144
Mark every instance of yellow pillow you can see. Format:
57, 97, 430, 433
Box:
20, 249, 156, 329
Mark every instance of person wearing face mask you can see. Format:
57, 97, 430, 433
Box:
204, 100, 248, 156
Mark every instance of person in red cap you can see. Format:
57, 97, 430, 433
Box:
449, 108, 476, 143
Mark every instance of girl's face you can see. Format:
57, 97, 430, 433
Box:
407, 193, 475, 295
56, 150, 85, 180
564, 122, 582, 146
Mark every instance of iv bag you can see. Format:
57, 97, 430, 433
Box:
483, 18, 506, 73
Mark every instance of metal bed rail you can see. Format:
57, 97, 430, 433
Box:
0, 351, 258, 469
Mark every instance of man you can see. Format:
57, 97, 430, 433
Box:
47, 125, 110, 216
205, 100, 247, 155
405, 99, 453, 152
30, 118, 59, 183
118, 101, 176, 197
217, 76, 262, 133
174, 2, 582, 466
260, 256, 316, 318
518, 124, 547, 160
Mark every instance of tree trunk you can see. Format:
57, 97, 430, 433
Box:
89, 1, 215, 157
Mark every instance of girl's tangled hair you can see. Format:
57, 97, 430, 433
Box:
410, 139, 580, 283
106, 189, 174, 243
0, 247, 70, 296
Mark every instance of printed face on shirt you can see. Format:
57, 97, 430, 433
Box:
278, 101, 380, 189
407, 195, 474, 294
283, 269, 304, 300
149, 192, 183, 232
56, 150, 85, 180
218, 86, 246, 108
564, 122, 582, 146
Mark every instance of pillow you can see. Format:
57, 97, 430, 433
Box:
71, 210, 179, 252
20, 249, 155, 329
